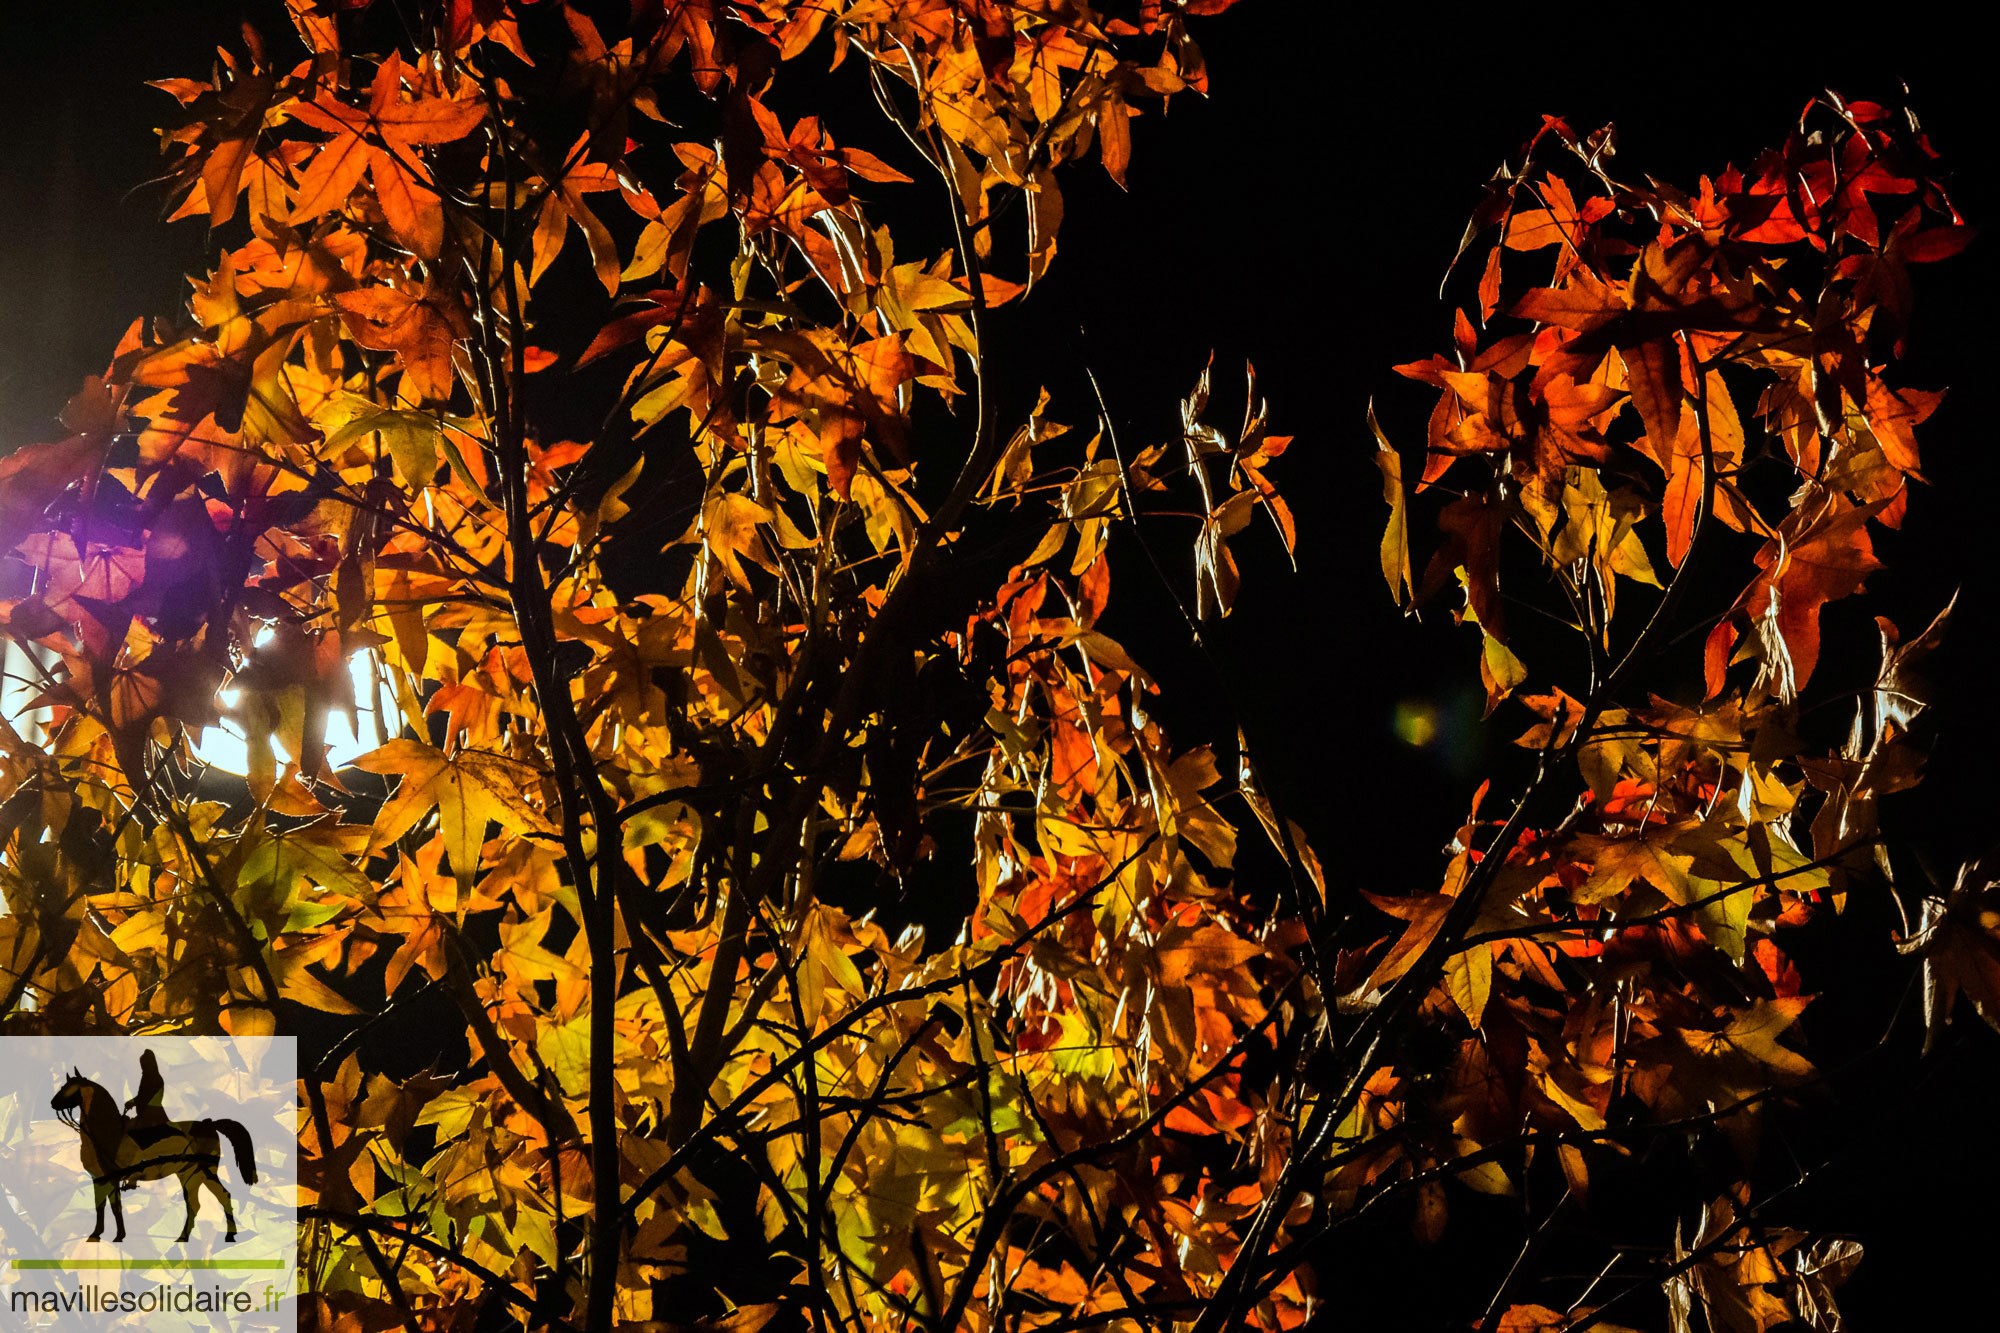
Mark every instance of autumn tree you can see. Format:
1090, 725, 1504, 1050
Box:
0, 2, 1983, 1330
1330, 103, 1977, 1331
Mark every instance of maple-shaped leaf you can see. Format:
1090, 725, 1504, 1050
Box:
125, 337, 311, 486
692, 492, 778, 593
1419, 493, 1506, 637
1803, 597, 1953, 862
1665, 997, 1815, 1113
1153, 922, 1263, 988
1622, 337, 1682, 463
1509, 266, 1623, 336
1899, 862, 2000, 1053
352, 740, 554, 894
13, 535, 145, 617
745, 95, 913, 205
1728, 491, 1888, 698
164, 69, 280, 229
1358, 890, 1453, 995
0, 378, 118, 540
1657, 369, 1762, 566
334, 279, 471, 404
576, 287, 694, 367
761, 328, 915, 497
1569, 830, 1695, 906
323, 403, 445, 486
620, 144, 729, 286
1859, 371, 1942, 477
268, 949, 364, 1015
237, 818, 373, 936
1511, 238, 1771, 395
1671, 1194, 1803, 1333
1792, 1236, 1863, 1332
528, 134, 625, 295
288, 53, 486, 259
1503, 175, 1592, 252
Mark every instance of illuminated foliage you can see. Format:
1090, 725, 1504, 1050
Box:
0, 4, 1978, 1330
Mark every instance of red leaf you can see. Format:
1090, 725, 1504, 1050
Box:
577, 288, 693, 367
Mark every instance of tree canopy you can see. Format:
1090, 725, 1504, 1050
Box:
0, 3, 1986, 1330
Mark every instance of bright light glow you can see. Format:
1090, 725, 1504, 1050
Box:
1, 635, 386, 780
1392, 700, 1438, 748
189, 652, 385, 777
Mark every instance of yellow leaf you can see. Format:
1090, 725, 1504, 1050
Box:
270, 950, 362, 1014
1369, 400, 1412, 605
1444, 944, 1492, 1028
1480, 631, 1527, 715
352, 741, 551, 893
700, 492, 776, 592
1571, 833, 1696, 906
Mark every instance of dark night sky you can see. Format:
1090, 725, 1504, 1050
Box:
5, 4, 2000, 1324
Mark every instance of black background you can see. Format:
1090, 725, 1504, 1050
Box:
5, 4, 1999, 1325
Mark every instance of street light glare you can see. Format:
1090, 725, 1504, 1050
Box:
188, 652, 383, 777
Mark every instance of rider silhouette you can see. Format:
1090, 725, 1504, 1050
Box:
125, 1050, 168, 1133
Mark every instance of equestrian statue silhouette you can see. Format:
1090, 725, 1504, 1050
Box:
49, 1050, 259, 1243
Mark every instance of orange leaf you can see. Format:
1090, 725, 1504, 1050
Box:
334, 281, 469, 404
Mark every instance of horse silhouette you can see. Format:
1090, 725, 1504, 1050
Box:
49, 1055, 259, 1243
